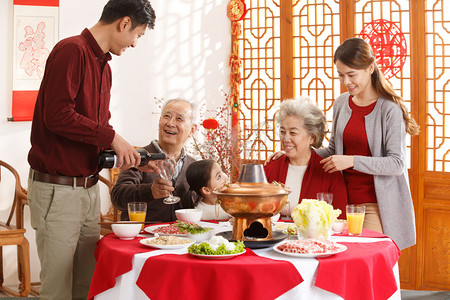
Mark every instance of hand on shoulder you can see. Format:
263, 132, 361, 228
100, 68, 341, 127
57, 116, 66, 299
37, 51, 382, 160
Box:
264, 151, 285, 166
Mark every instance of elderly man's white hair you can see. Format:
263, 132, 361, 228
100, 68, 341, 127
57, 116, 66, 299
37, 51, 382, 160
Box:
161, 98, 198, 123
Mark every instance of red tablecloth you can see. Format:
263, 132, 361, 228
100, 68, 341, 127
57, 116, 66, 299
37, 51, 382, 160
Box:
89, 228, 400, 300
88, 233, 303, 300
88, 234, 154, 300
136, 248, 303, 300
315, 240, 401, 300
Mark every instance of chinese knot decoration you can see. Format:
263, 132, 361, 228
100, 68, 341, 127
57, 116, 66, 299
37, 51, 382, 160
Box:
359, 19, 407, 80
227, 0, 246, 112
227, 0, 247, 181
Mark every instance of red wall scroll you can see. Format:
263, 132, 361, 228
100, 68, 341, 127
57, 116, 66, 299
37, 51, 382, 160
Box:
11, 0, 59, 121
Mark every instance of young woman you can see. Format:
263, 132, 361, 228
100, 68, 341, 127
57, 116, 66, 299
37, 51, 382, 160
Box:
186, 159, 231, 220
317, 37, 419, 250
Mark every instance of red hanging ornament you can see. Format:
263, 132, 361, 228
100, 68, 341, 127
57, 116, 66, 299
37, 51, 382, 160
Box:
202, 118, 219, 140
359, 19, 407, 80
227, 0, 247, 22
203, 118, 219, 130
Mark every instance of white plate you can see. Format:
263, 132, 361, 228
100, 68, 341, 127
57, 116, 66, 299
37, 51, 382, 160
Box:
188, 249, 246, 259
140, 237, 194, 249
144, 224, 187, 236
273, 242, 347, 258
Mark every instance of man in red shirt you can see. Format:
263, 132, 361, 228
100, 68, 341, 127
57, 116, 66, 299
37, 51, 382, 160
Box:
27, 1, 156, 299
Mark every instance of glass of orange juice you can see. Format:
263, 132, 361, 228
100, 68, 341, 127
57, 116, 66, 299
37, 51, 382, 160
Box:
128, 202, 147, 230
346, 205, 365, 236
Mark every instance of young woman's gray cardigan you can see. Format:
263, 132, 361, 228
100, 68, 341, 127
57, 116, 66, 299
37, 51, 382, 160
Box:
316, 92, 416, 250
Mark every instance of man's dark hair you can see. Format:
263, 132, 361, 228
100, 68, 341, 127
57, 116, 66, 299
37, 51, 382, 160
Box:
100, 0, 156, 29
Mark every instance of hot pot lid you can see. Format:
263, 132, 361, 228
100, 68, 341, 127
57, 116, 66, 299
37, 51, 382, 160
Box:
214, 181, 290, 196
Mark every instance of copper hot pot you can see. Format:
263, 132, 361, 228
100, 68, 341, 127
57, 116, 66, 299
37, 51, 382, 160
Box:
214, 164, 290, 241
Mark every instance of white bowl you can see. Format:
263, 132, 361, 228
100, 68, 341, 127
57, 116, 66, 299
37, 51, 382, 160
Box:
187, 229, 214, 243
111, 222, 141, 240
332, 219, 348, 233
175, 209, 202, 223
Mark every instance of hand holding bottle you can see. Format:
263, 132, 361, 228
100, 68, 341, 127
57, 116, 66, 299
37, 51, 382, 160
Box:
99, 149, 167, 170
110, 133, 141, 169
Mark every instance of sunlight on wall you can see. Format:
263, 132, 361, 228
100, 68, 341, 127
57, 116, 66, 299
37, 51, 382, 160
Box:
0, 0, 231, 287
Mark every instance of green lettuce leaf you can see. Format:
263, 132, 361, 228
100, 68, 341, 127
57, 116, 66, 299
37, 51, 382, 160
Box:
188, 240, 245, 255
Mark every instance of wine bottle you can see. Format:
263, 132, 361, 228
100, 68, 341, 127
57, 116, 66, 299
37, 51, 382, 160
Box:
98, 148, 166, 169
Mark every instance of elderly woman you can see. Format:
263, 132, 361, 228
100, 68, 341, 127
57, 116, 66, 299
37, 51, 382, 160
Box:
264, 97, 348, 219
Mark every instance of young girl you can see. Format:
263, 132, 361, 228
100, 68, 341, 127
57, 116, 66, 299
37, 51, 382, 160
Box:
317, 37, 419, 250
186, 159, 231, 220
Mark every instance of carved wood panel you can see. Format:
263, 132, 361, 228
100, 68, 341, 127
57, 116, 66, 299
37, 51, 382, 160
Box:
422, 203, 450, 288
234, 0, 450, 291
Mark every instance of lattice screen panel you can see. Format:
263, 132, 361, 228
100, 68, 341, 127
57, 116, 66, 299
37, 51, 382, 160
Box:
239, 0, 281, 161
292, 0, 341, 142
425, 0, 450, 172
354, 0, 413, 168
237, 0, 423, 167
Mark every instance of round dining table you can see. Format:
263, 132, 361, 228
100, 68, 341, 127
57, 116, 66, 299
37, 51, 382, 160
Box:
88, 222, 401, 300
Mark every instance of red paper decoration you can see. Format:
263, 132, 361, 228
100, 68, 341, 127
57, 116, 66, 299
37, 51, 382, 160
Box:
359, 19, 407, 80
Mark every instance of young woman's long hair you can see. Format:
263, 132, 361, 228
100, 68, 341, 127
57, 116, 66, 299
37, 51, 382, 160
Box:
334, 37, 419, 135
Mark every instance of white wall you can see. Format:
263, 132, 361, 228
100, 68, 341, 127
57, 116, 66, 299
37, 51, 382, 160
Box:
0, 0, 230, 286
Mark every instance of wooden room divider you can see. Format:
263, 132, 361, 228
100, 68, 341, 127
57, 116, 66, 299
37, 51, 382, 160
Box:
228, 0, 450, 290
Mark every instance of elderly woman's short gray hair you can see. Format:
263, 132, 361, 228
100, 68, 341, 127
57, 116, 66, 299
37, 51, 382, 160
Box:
161, 98, 198, 123
275, 96, 328, 148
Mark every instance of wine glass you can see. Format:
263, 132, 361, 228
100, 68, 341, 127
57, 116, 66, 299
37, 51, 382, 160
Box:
160, 159, 181, 204
317, 192, 333, 205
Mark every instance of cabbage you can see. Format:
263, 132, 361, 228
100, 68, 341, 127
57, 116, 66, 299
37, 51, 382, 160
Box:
291, 199, 341, 239
188, 240, 245, 255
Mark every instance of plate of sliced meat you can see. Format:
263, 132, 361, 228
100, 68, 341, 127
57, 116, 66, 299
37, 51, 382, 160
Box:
273, 239, 347, 258
144, 224, 187, 236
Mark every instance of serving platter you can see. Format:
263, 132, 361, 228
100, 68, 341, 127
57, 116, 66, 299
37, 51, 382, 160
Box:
140, 237, 194, 249
144, 224, 187, 237
188, 249, 246, 260
273, 242, 347, 258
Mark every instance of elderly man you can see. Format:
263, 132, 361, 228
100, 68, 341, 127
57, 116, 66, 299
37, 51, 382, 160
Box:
111, 99, 198, 221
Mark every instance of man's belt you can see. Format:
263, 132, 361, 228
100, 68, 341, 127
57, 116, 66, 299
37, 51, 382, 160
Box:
31, 169, 99, 189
